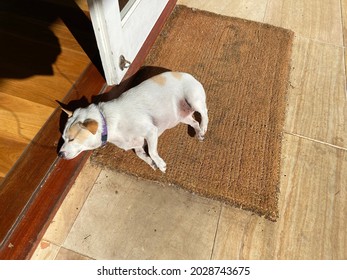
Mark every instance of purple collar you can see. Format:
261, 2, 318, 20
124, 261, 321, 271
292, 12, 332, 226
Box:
99, 109, 108, 146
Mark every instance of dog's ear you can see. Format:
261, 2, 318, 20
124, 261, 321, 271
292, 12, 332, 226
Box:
82, 119, 98, 135
61, 108, 73, 118
56, 100, 73, 117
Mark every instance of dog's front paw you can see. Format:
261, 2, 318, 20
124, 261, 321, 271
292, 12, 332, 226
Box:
155, 159, 167, 173
158, 163, 167, 173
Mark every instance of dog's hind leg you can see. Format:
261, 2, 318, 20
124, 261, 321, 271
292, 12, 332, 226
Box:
184, 88, 208, 139
182, 114, 205, 141
134, 146, 157, 170
197, 105, 208, 137
145, 126, 167, 173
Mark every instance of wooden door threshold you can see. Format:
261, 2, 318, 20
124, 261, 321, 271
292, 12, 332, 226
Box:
0, 0, 177, 259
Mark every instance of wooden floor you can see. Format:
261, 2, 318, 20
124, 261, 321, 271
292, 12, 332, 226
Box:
0, 0, 90, 182
32, 0, 347, 259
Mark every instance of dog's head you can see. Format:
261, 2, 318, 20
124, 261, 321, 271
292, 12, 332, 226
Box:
59, 106, 102, 160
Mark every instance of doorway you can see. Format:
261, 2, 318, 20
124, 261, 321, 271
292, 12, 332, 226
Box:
88, 0, 169, 85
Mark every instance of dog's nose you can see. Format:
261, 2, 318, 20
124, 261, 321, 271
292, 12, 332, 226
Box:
58, 151, 66, 158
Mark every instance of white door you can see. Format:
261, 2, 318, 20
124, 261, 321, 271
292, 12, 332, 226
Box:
87, 0, 169, 85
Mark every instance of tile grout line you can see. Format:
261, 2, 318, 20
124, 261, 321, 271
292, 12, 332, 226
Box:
209, 203, 223, 260
339, 0, 347, 100
339, 0, 346, 47
284, 131, 347, 152
262, 0, 270, 23
294, 33, 346, 49
54, 246, 96, 260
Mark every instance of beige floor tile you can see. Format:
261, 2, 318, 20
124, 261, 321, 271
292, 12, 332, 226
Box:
285, 37, 346, 148
31, 240, 60, 260
178, 0, 268, 22
42, 160, 101, 246
63, 171, 221, 259
264, 0, 343, 45
212, 134, 347, 259
212, 206, 275, 259
55, 247, 93, 260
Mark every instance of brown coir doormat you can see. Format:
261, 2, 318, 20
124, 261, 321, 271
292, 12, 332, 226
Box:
91, 5, 294, 221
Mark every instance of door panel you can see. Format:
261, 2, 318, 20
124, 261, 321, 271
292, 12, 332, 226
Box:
88, 0, 169, 85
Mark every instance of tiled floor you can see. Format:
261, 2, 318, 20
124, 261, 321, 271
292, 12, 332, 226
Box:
32, 0, 347, 259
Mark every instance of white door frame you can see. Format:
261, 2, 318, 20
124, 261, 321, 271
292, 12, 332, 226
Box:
87, 0, 169, 85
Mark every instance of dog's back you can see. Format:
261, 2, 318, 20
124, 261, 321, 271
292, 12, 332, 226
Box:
117, 71, 207, 135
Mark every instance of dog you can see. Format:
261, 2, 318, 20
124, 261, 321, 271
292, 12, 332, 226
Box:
59, 71, 208, 172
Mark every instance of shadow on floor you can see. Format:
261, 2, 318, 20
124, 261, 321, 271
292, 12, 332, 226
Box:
0, 0, 103, 82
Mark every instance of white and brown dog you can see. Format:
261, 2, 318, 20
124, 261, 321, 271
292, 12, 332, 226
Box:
59, 71, 208, 172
